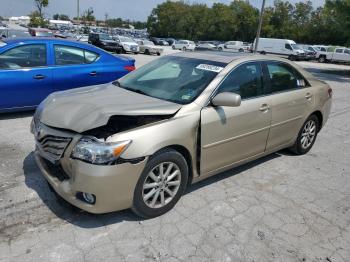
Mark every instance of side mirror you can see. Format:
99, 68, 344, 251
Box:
211, 92, 241, 107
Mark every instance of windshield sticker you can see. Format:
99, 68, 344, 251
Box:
196, 64, 224, 73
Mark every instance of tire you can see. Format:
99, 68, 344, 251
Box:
121, 48, 126, 54
132, 149, 188, 218
182, 46, 186, 51
288, 55, 295, 61
289, 115, 319, 155
145, 49, 150, 55
239, 48, 244, 52
218, 47, 223, 51
319, 56, 326, 63
157, 52, 161, 56
172, 45, 175, 50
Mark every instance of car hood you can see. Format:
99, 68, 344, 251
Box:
40, 84, 182, 133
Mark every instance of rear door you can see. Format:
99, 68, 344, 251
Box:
51, 44, 104, 92
263, 61, 314, 151
0, 43, 52, 110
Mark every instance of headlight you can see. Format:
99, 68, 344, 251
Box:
71, 137, 131, 165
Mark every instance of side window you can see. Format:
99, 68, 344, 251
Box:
0, 44, 46, 69
266, 62, 300, 92
285, 44, 292, 50
344, 49, 350, 54
217, 62, 263, 99
335, 49, 343, 53
54, 45, 99, 65
84, 50, 99, 63
321, 47, 326, 52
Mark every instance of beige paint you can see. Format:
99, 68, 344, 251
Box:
33, 54, 332, 214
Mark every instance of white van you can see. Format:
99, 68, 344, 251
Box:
254, 38, 306, 60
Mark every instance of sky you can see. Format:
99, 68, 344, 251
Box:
0, 0, 325, 21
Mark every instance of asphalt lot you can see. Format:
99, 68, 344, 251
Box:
1, 50, 350, 262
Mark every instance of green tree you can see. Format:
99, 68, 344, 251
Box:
34, 0, 49, 18
29, 10, 48, 27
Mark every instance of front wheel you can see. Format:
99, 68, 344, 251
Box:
132, 149, 188, 218
182, 46, 187, 51
319, 56, 326, 63
289, 115, 319, 155
218, 47, 223, 51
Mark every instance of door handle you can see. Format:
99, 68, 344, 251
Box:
259, 104, 270, 112
89, 71, 97, 76
305, 93, 313, 99
33, 74, 46, 80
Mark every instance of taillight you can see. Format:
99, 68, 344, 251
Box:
327, 87, 333, 98
124, 65, 135, 72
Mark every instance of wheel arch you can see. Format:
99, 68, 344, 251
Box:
311, 110, 323, 130
152, 145, 194, 187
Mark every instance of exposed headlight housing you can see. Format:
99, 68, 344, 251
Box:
71, 137, 131, 165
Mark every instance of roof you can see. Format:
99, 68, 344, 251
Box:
170, 51, 263, 64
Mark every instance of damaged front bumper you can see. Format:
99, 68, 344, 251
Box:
33, 123, 148, 214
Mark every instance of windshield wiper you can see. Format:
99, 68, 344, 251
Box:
127, 88, 149, 96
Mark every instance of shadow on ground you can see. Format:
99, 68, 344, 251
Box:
0, 110, 34, 120
23, 150, 282, 228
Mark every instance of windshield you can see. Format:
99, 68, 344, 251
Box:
99, 34, 112, 40
119, 36, 134, 43
291, 44, 302, 50
117, 56, 226, 104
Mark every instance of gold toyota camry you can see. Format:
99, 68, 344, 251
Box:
31, 52, 332, 218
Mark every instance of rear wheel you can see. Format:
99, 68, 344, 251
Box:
172, 45, 175, 50
182, 46, 187, 51
132, 149, 188, 218
145, 49, 150, 55
289, 115, 319, 155
239, 48, 244, 52
218, 47, 223, 51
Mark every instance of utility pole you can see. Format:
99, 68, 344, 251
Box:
254, 0, 266, 53
77, 0, 80, 23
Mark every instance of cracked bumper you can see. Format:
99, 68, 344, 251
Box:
34, 151, 147, 214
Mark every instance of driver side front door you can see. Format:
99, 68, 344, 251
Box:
200, 61, 271, 176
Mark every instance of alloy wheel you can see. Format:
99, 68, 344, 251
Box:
142, 162, 181, 209
300, 120, 316, 149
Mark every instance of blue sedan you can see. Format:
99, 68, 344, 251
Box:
0, 38, 135, 112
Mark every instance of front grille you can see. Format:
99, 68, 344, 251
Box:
36, 135, 71, 164
41, 156, 70, 181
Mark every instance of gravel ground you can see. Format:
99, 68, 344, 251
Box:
0, 52, 349, 262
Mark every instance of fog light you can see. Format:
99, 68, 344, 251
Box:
82, 192, 96, 204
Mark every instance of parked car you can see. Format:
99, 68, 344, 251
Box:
325, 47, 350, 63
0, 38, 135, 112
172, 40, 196, 51
313, 45, 330, 63
254, 38, 306, 60
196, 42, 217, 51
76, 34, 89, 43
114, 36, 139, 54
217, 41, 245, 52
28, 28, 54, 37
88, 33, 122, 53
136, 40, 163, 56
32, 52, 331, 218
299, 45, 317, 61
165, 38, 176, 46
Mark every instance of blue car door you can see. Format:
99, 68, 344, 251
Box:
51, 44, 104, 92
0, 43, 52, 110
